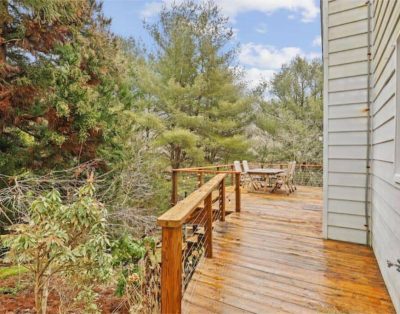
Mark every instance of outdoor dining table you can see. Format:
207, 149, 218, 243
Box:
246, 168, 285, 192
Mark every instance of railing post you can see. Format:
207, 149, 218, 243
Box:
171, 170, 178, 206
230, 165, 234, 185
235, 172, 241, 212
198, 172, 204, 187
204, 193, 213, 258
161, 226, 182, 314
219, 179, 226, 222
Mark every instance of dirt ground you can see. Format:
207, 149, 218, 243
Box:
0, 274, 130, 314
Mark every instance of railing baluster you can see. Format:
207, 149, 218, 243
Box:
171, 170, 178, 206
161, 226, 182, 314
198, 172, 204, 187
219, 179, 226, 222
235, 172, 241, 212
204, 193, 213, 258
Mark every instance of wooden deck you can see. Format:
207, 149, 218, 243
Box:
182, 186, 394, 313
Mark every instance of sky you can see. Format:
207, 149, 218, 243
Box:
102, 0, 322, 88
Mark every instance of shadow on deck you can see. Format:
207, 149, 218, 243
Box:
182, 186, 394, 313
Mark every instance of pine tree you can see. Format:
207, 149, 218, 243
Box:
0, 0, 134, 175
134, 0, 253, 168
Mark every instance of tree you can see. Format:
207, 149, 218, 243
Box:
2, 181, 112, 313
253, 56, 323, 164
0, 0, 134, 175
134, 0, 253, 168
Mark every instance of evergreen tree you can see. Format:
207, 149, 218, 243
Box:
0, 0, 134, 175
134, 0, 253, 168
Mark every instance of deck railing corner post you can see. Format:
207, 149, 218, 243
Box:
161, 225, 182, 314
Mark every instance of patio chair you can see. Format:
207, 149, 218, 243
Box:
288, 161, 297, 192
233, 161, 246, 187
272, 161, 294, 195
242, 160, 262, 191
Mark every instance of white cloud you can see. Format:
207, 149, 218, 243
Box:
140, 0, 319, 23
239, 43, 302, 69
140, 2, 163, 19
239, 43, 321, 89
255, 23, 268, 34
243, 67, 275, 89
312, 35, 321, 47
218, 0, 319, 23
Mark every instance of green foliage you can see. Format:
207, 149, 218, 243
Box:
111, 234, 157, 297
0, 265, 28, 279
2, 182, 112, 313
0, 0, 135, 175
253, 56, 323, 164
133, 0, 253, 168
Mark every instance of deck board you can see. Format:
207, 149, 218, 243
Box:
183, 186, 394, 313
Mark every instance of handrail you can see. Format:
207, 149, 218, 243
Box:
158, 173, 229, 314
158, 174, 227, 228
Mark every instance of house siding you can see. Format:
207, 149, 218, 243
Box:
371, 0, 400, 311
323, 0, 400, 311
323, 0, 370, 245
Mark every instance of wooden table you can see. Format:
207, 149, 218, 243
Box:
246, 168, 285, 193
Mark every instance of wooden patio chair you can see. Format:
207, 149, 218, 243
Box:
272, 161, 294, 195
242, 160, 262, 191
233, 161, 246, 187
288, 161, 297, 192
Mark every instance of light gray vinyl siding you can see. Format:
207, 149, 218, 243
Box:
323, 0, 370, 245
370, 0, 400, 311
323, 1, 400, 311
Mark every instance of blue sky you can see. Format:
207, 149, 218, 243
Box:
102, 0, 321, 88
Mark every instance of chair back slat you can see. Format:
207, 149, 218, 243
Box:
233, 161, 242, 173
242, 160, 250, 173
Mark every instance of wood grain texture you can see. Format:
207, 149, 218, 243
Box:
182, 186, 394, 313
158, 174, 226, 227
161, 227, 182, 314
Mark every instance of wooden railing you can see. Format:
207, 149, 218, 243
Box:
170, 164, 241, 212
158, 173, 230, 313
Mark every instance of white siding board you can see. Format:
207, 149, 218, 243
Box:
328, 212, 366, 230
372, 160, 395, 186
328, 131, 367, 145
328, 75, 367, 91
328, 19, 368, 40
328, 159, 367, 173
372, 73, 395, 115
373, 95, 395, 129
329, 48, 368, 66
328, 117, 367, 132
328, 103, 367, 118
373, 140, 395, 162
328, 226, 366, 244
328, 89, 368, 105
328, 0, 367, 14
328, 172, 367, 187
328, 145, 367, 159
328, 186, 366, 202
372, 117, 395, 144
328, 199, 366, 216
328, 6, 368, 27
328, 62, 368, 79
329, 34, 368, 53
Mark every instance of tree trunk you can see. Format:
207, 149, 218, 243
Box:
34, 270, 50, 314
